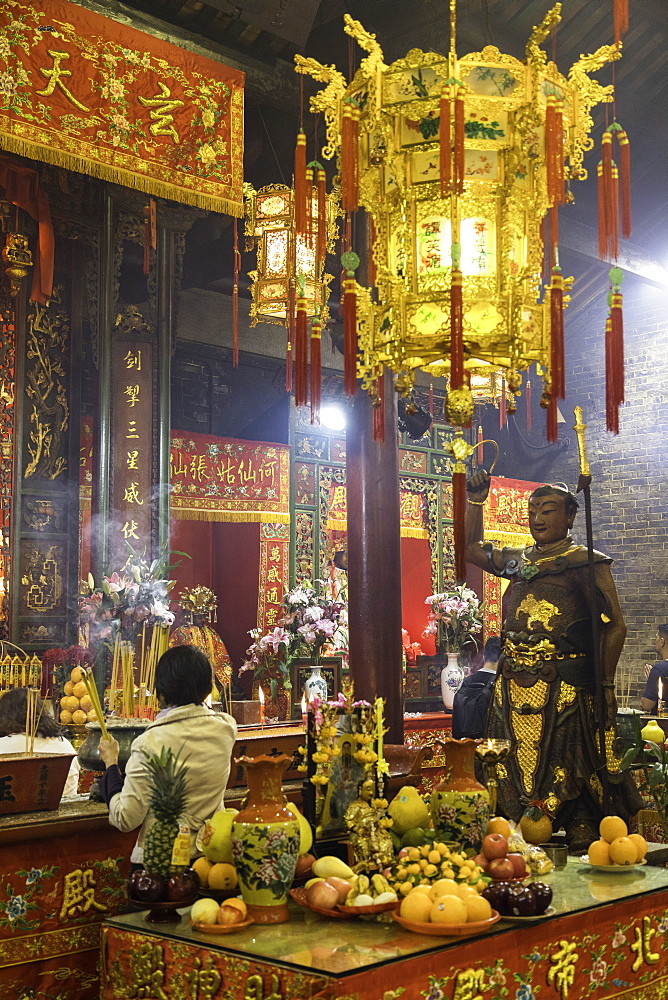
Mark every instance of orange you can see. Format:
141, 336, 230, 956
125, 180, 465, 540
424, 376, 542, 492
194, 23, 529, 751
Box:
72, 681, 87, 700
63, 681, 74, 696
63, 695, 80, 713
627, 833, 648, 863
208, 863, 238, 890
464, 894, 492, 923
599, 815, 628, 844
79, 695, 92, 713
455, 884, 478, 900
70, 666, 84, 683
609, 837, 638, 866
59, 709, 73, 724
486, 816, 512, 839
400, 891, 432, 923
223, 897, 247, 918
71, 709, 87, 726
430, 894, 467, 925
409, 884, 433, 897
192, 856, 213, 888
429, 878, 459, 900
587, 839, 611, 866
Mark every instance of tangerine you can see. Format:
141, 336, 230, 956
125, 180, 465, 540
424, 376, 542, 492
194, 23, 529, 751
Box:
72, 681, 87, 700
599, 815, 628, 844
627, 833, 648, 863
59, 709, 73, 724
192, 856, 213, 888
208, 863, 238, 890
63, 681, 74, 696
609, 836, 638, 866
430, 894, 467, 924
464, 894, 493, 923
70, 666, 84, 683
223, 897, 247, 918
587, 839, 611, 866
71, 709, 87, 726
486, 816, 512, 839
400, 891, 432, 923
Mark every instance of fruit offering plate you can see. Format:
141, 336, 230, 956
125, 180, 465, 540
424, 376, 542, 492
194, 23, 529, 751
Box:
579, 857, 647, 873
290, 887, 394, 919
192, 918, 254, 934
128, 895, 198, 924
392, 909, 500, 937
500, 906, 556, 923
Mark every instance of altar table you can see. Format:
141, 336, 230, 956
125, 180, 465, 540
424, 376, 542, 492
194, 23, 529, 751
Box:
101, 857, 668, 1000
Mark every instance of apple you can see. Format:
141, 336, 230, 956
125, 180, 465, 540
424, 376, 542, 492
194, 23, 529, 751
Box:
472, 853, 490, 872
482, 833, 508, 861
295, 853, 316, 876
506, 853, 527, 879
166, 870, 199, 901
325, 877, 353, 904
217, 904, 244, 925
131, 873, 165, 903
306, 880, 339, 910
528, 881, 553, 914
488, 857, 515, 881
397, 848, 410, 860
510, 888, 538, 917
482, 881, 512, 911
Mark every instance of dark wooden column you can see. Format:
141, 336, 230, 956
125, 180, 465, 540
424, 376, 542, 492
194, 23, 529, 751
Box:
346, 367, 404, 744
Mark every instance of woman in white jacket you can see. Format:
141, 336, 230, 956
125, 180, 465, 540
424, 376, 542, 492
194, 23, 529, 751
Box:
98, 645, 237, 867
0, 687, 80, 798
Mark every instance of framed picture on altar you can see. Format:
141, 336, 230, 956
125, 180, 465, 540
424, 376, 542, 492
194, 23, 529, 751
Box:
292, 656, 342, 709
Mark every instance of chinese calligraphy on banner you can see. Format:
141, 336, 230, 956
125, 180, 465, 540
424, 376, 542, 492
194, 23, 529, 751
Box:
111, 341, 153, 558
257, 523, 290, 636
327, 481, 429, 538
483, 475, 541, 638
170, 432, 290, 524
0, 1, 244, 215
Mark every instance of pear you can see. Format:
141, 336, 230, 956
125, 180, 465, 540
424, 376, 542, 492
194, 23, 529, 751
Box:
388, 786, 430, 835
286, 802, 314, 855
200, 808, 238, 864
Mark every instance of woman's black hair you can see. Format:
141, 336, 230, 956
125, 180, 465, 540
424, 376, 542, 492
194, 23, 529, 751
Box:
0, 687, 65, 738
154, 645, 213, 707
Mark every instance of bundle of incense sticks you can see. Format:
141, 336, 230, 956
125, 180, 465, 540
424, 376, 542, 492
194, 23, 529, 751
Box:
108, 624, 170, 720
82, 668, 110, 739
24, 687, 44, 755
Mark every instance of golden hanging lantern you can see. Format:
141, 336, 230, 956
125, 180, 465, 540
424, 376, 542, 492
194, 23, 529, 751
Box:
295, 5, 620, 419
2, 232, 32, 298
244, 181, 336, 329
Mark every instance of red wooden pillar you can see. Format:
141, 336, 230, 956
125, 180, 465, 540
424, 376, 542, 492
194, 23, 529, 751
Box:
346, 367, 404, 744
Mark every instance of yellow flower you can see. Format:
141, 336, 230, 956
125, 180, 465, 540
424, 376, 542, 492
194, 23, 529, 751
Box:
202, 109, 215, 128
198, 143, 216, 165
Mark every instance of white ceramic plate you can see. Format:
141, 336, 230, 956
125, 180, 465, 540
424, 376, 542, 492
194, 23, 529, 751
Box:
579, 857, 647, 872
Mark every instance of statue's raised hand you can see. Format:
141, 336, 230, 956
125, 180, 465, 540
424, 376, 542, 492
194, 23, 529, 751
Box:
467, 469, 491, 502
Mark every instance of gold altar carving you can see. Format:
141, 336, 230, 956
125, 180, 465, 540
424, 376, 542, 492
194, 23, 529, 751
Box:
20, 543, 64, 614
24, 294, 69, 480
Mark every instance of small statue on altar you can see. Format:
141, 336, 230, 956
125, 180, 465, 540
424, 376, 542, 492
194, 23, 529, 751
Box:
344, 777, 395, 872
169, 586, 232, 697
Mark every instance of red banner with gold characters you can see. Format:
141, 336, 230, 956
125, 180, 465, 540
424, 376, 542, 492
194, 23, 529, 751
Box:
0, 0, 244, 215
483, 474, 542, 638
170, 431, 290, 524
257, 522, 290, 635
327, 481, 428, 538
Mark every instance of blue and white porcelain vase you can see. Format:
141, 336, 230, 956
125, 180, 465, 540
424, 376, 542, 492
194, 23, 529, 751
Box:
303, 665, 328, 703
441, 651, 465, 711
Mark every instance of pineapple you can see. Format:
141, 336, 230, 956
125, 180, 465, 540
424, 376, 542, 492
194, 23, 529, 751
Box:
142, 746, 189, 877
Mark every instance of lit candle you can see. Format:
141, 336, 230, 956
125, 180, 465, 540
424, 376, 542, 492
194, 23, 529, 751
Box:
659, 679, 663, 716
375, 697, 384, 779
258, 686, 265, 728
301, 695, 307, 728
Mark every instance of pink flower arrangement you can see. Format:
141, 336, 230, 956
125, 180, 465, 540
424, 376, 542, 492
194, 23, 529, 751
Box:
423, 584, 483, 653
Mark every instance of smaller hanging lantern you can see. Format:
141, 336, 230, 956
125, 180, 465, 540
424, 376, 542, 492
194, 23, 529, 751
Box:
2, 232, 32, 298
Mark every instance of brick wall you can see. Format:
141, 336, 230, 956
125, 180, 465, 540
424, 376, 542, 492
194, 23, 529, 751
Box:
502, 272, 668, 701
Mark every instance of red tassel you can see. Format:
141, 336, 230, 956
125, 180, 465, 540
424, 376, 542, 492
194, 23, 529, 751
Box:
310, 318, 321, 425
550, 269, 565, 400
287, 282, 296, 391
499, 378, 506, 428
142, 205, 150, 275
546, 98, 565, 206
285, 340, 293, 394
295, 295, 308, 407
343, 276, 358, 396
305, 165, 314, 243
368, 215, 377, 287
601, 131, 614, 258
450, 268, 464, 389
294, 131, 308, 235
526, 378, 532, 431
439, 93, 451, 195
341, 104, 360, 213
614, 0, 628, 43
316, 167, 327, 268
452, 470, 467, 583
454, 92, 465, 194
546, 396, 558, 442
232, 217, 240, 367
618, 130, 631, 239
610, 165, 619, 260
429, 383, 434, 417
373, 373, 385, 443
477, 425, 483, 464
610, 289, 625, 408
605, 316, 616, 433
597, 162, 607, 259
